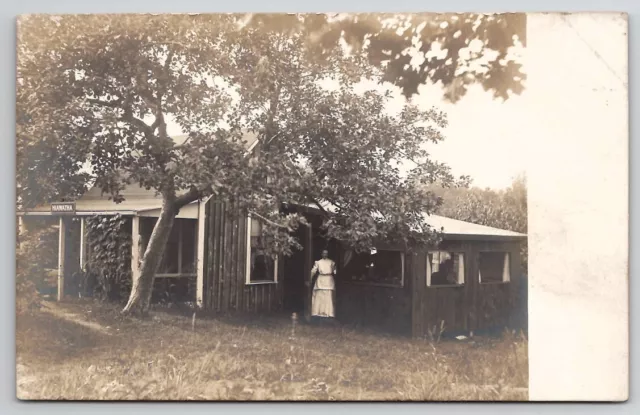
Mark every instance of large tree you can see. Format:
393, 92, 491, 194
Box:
17, 13, 525, 315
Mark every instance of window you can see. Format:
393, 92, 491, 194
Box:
143, 218, 197, 277
159, 223, 180, 274
341, 248, 405, 286
246, 216, 277, 284
478, 252, 511, 284
427, 251, 465, 287
180, 220, 197, 274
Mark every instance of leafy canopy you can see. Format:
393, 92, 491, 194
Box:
17, 13, 524, 253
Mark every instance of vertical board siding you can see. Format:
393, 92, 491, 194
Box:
411, 252, 425, 337
216, 204, 224, 311
222, 211, 233, 311
203, 203, 212, 309
336, 282, 412, 334
412, 240, 523, 337
235, 219, 244, 311
203, 198, 282, 313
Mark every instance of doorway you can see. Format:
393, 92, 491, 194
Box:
282, 225, 307, 313
280, 209, 340, 316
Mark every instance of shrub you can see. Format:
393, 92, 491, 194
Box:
16, 224, 59, 313
85, 215, 132, 302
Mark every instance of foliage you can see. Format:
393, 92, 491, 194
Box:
240, 13, 526, 101
16, 223, 59, 313
206, 16, 460, 254
429, 176, 528, 270
84, 215, 132, 301
436, 176, 526, 232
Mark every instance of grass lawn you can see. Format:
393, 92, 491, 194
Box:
16, 299, 528, 401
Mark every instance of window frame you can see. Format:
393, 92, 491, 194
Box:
341, 248, 406, 288
426, 250, 466, 288
245, 214, 278, 285
153, 218, 199, 278
478, 251, 511, 285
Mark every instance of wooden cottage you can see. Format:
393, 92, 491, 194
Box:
17, 134, 527, 337
201, 201, 526, 337
18, 188, 526, 337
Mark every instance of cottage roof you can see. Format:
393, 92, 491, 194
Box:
298, 201, 526, 240
422, 214, 526, 240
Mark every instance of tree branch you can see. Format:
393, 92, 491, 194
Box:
149, 49, 174, 136
262, 82, 282, 152
310, 197, 329, 216
122, 108, 154, 140
173, 134, 192, 150
174, 185, 210, 210
150, 108, 167, 137
249, 211, 292, 231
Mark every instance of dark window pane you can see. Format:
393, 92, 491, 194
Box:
181, 220, 197, 274
159, 222, 180, 274
250, 248, 275, 282
428, 251, 464, 286
248, 218, 275, 282
479, 252, 509, 283
342, 249, 403, 285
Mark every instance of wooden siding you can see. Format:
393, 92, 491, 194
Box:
201, 198, 525, 337
335, 239, 523, 338
411, 240, 524, 338
203, 200, 283, 313
336, 281, 412, 334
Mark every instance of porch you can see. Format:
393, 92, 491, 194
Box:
17, 190, 206, 303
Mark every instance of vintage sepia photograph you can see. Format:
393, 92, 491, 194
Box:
17, 11, 551, 401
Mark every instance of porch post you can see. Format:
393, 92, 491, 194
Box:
79, 217, 86, 271
177, 219, 183, 274
131, 216, 141, 283
57, 217, 66, 301
196, 201, 206, 308
304, 221, 313, 322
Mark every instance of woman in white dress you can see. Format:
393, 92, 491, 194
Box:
308, 249, 337, 322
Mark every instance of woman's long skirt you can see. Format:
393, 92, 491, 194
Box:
311, 289, 335, 318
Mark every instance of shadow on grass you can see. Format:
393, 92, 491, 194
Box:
17, 310, 114, 363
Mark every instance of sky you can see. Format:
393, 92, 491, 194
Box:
413, 83, 527, 190
344, 28, 527, 191
357, 80, 528, 190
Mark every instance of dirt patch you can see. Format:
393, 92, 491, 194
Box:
40, 302, 113, 335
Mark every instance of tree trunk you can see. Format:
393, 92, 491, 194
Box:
122, 198, 176, 316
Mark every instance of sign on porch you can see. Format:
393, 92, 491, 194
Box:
51, 202, 76, 215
